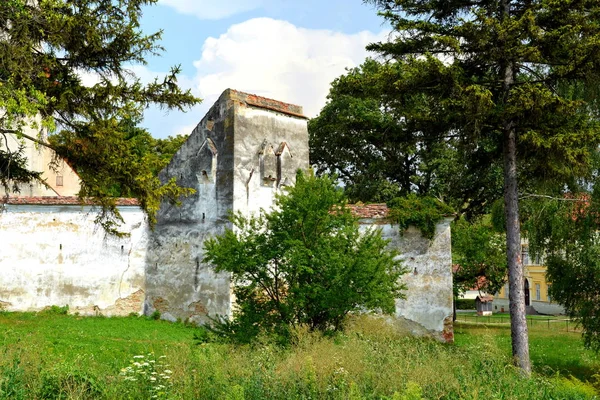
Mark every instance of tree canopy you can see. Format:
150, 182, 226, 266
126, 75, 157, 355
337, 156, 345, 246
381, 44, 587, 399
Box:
0, 0, 199, 231
309, 58, 505, 218
522, 155, 600, 351
312, 0, 600, 374
452, 215, 507, 298
204, 171, 405, 343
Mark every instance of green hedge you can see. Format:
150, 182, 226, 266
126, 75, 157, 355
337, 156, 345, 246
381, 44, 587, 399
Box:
455, 299, 476, 310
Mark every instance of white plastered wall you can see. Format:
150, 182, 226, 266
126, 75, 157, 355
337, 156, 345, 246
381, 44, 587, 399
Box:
0, 204, 147, 315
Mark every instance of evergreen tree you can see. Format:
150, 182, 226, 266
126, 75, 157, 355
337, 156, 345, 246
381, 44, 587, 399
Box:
0, 0, 199, 231
361, 0, 600, 374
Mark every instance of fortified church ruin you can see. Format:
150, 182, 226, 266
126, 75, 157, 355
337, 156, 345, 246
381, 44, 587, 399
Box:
0, 89, 454, 342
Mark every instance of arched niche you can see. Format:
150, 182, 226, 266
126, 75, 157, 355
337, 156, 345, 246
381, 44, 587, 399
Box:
196, 138, 218, 184
259, 140, 277, 187
276, 142, 293, 188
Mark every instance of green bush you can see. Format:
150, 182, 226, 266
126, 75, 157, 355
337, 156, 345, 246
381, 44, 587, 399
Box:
39, 305, 69, 316
204, 171, 406, 343
455, 299, 476, 310
387, 194, 454, 239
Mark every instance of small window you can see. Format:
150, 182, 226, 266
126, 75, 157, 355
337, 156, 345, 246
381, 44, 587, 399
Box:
56, 175, 64, 186
535, 283, 541, 301
504, 284, 509, 299
521, 245, 529, 265
547, 285, 552, 302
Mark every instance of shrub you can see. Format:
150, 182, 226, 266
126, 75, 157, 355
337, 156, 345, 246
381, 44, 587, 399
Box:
455, 299, 476, 310
204, 171, 406, 343
39, 305, 69, 316
39, 370, 102, 400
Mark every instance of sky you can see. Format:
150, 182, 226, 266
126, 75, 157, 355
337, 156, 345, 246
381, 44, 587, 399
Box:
133, 0, 390, 138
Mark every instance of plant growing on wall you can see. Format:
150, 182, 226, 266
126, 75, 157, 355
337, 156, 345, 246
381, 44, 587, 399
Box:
204, 171, 406, 343
387, 194, 454, 240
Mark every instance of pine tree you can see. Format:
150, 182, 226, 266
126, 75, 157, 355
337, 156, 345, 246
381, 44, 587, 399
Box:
0, 0, 199, 231
366, 0, 600, 374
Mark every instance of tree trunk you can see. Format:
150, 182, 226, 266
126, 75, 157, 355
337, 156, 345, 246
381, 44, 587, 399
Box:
501, 0, 531, 372
503, 117, 531, 375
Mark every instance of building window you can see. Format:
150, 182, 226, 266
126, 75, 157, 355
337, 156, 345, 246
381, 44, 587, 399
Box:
504, 283, 509, 299
56, 175, 64, 186
535, 283, 541, 301
547, 285, 552, 302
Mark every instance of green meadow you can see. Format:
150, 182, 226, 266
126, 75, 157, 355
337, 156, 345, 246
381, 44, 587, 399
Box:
0, 310, 598, 399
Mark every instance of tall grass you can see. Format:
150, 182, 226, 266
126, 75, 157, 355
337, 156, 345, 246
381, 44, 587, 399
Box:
0, 310, 598, 399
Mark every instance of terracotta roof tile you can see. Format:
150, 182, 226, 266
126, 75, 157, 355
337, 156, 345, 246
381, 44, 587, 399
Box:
229, 89, 307, 119
476, 295, 494, 303
2, 196, 139, 206
347, 203, 390, 219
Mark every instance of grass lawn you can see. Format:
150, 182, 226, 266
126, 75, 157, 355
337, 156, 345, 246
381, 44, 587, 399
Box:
454, 321, 600, 384
1, 310, 599, 399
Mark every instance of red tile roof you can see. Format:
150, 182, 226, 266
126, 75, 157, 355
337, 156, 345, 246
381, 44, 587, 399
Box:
2, 196, 139, 206
476, 295, 494, 303
229, 89, 307, 119
347, 203, 390, 219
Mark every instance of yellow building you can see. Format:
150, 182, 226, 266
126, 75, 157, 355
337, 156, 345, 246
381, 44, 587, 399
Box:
1, 121, 80, 197
494, 243, 565, 315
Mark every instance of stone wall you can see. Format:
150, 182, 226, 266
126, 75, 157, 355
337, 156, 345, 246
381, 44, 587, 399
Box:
0, 199, 147, 315
353, 204, 454, 342
144, 89, 310, 324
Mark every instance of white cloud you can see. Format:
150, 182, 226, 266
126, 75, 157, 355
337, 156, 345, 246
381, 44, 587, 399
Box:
76, 64, 173, 88
191, 18, 387, 118
158, 0, 263, 20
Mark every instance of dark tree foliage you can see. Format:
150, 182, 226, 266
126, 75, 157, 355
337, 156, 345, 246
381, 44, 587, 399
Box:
0, 0, 199, 231
353, 0, 600, 374
204, 171, 405, 343
309, 58, 505, 218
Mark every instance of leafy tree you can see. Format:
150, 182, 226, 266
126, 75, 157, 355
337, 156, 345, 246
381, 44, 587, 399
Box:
203, 171, 405, 343
309, 59, 505, 217
0, 0, 199, 231
452, 216, 507, 298
356, 0, 600, 374
49, 118, 187, 196
522, 154, 600, 351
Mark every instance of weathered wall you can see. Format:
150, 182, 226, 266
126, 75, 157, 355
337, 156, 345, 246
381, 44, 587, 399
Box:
492, 298, 565, 315
144, 89, 311, 323
359, 217, 454, 342
0, 202, 147, 315
144, 91, 236, 323
232, 97, 310, 216
0, 89, 454, 343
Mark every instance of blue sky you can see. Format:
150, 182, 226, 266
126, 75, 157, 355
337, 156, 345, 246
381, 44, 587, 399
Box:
128, 0, 390, 138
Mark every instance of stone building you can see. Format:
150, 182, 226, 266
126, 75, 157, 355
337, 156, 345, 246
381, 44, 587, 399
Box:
144, 89, 310, 324
0, 89, 454, 342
